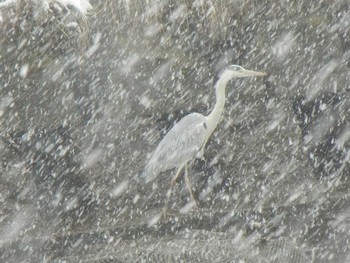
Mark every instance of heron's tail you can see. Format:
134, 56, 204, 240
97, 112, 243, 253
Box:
137, 170, 148, 184
138, 164, 158, 184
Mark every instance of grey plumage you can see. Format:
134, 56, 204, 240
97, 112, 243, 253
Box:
141, 113, 207, 183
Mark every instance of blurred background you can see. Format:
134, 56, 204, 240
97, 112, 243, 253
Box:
1, 0, 350, 262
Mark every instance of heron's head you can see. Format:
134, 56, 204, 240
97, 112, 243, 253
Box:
222, 65, 266, 80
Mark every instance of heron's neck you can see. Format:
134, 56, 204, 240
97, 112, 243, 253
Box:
205, 76, 230, 137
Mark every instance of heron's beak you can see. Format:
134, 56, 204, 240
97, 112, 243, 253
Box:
238, 69, 266, 77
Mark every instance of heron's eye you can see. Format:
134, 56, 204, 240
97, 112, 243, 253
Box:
203, 122, 207, 129
228, 65, 244, 71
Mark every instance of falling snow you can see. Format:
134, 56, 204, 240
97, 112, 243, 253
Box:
1, 0, 350, 262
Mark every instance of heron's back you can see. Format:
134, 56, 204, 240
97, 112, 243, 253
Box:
141, 113, 207, 183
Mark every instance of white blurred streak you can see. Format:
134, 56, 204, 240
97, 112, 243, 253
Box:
148, 212, 162, 227
57, 0, 92, 14
0, 207, 34, 245
110, 181, 129, 198
179, 200, 196, 214
330, 206, 350, 231
271, 32, 297, 60
120, 54, 140, 75
0, 0, 92, 15
169, 4, 186, 21
64, 197, 79, 212
144, 23, 162, 38
144, 0, 168, 18
0, 0, 16, 8
0, 95, 14, 117
329, 11, 350, 33
19, 64, 29, 78
82, 148, 104, 169
149, 60, 173, 85
266, 112, 286, 133
86, 32, 102, 58
303, 114, 334, 149
132, 194, 140, 204
335, 127, 350, 150
140, 94, 152, 109
306, 60, 338, 100
193, 0, 205, 7
284, 185, 305, 205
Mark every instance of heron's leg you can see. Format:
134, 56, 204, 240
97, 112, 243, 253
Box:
184, 164, 197, 206
163, 163, 186, 213
196, 139, 208, 160
171, 163, 186, 187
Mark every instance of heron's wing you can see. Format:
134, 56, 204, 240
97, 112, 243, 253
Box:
142, 113, 207, 183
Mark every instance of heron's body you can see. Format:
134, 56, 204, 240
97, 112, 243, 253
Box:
140, 65, 265, 209
143, 113, 207, 183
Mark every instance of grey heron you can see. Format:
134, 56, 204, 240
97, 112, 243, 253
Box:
141, 65, 266, 209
